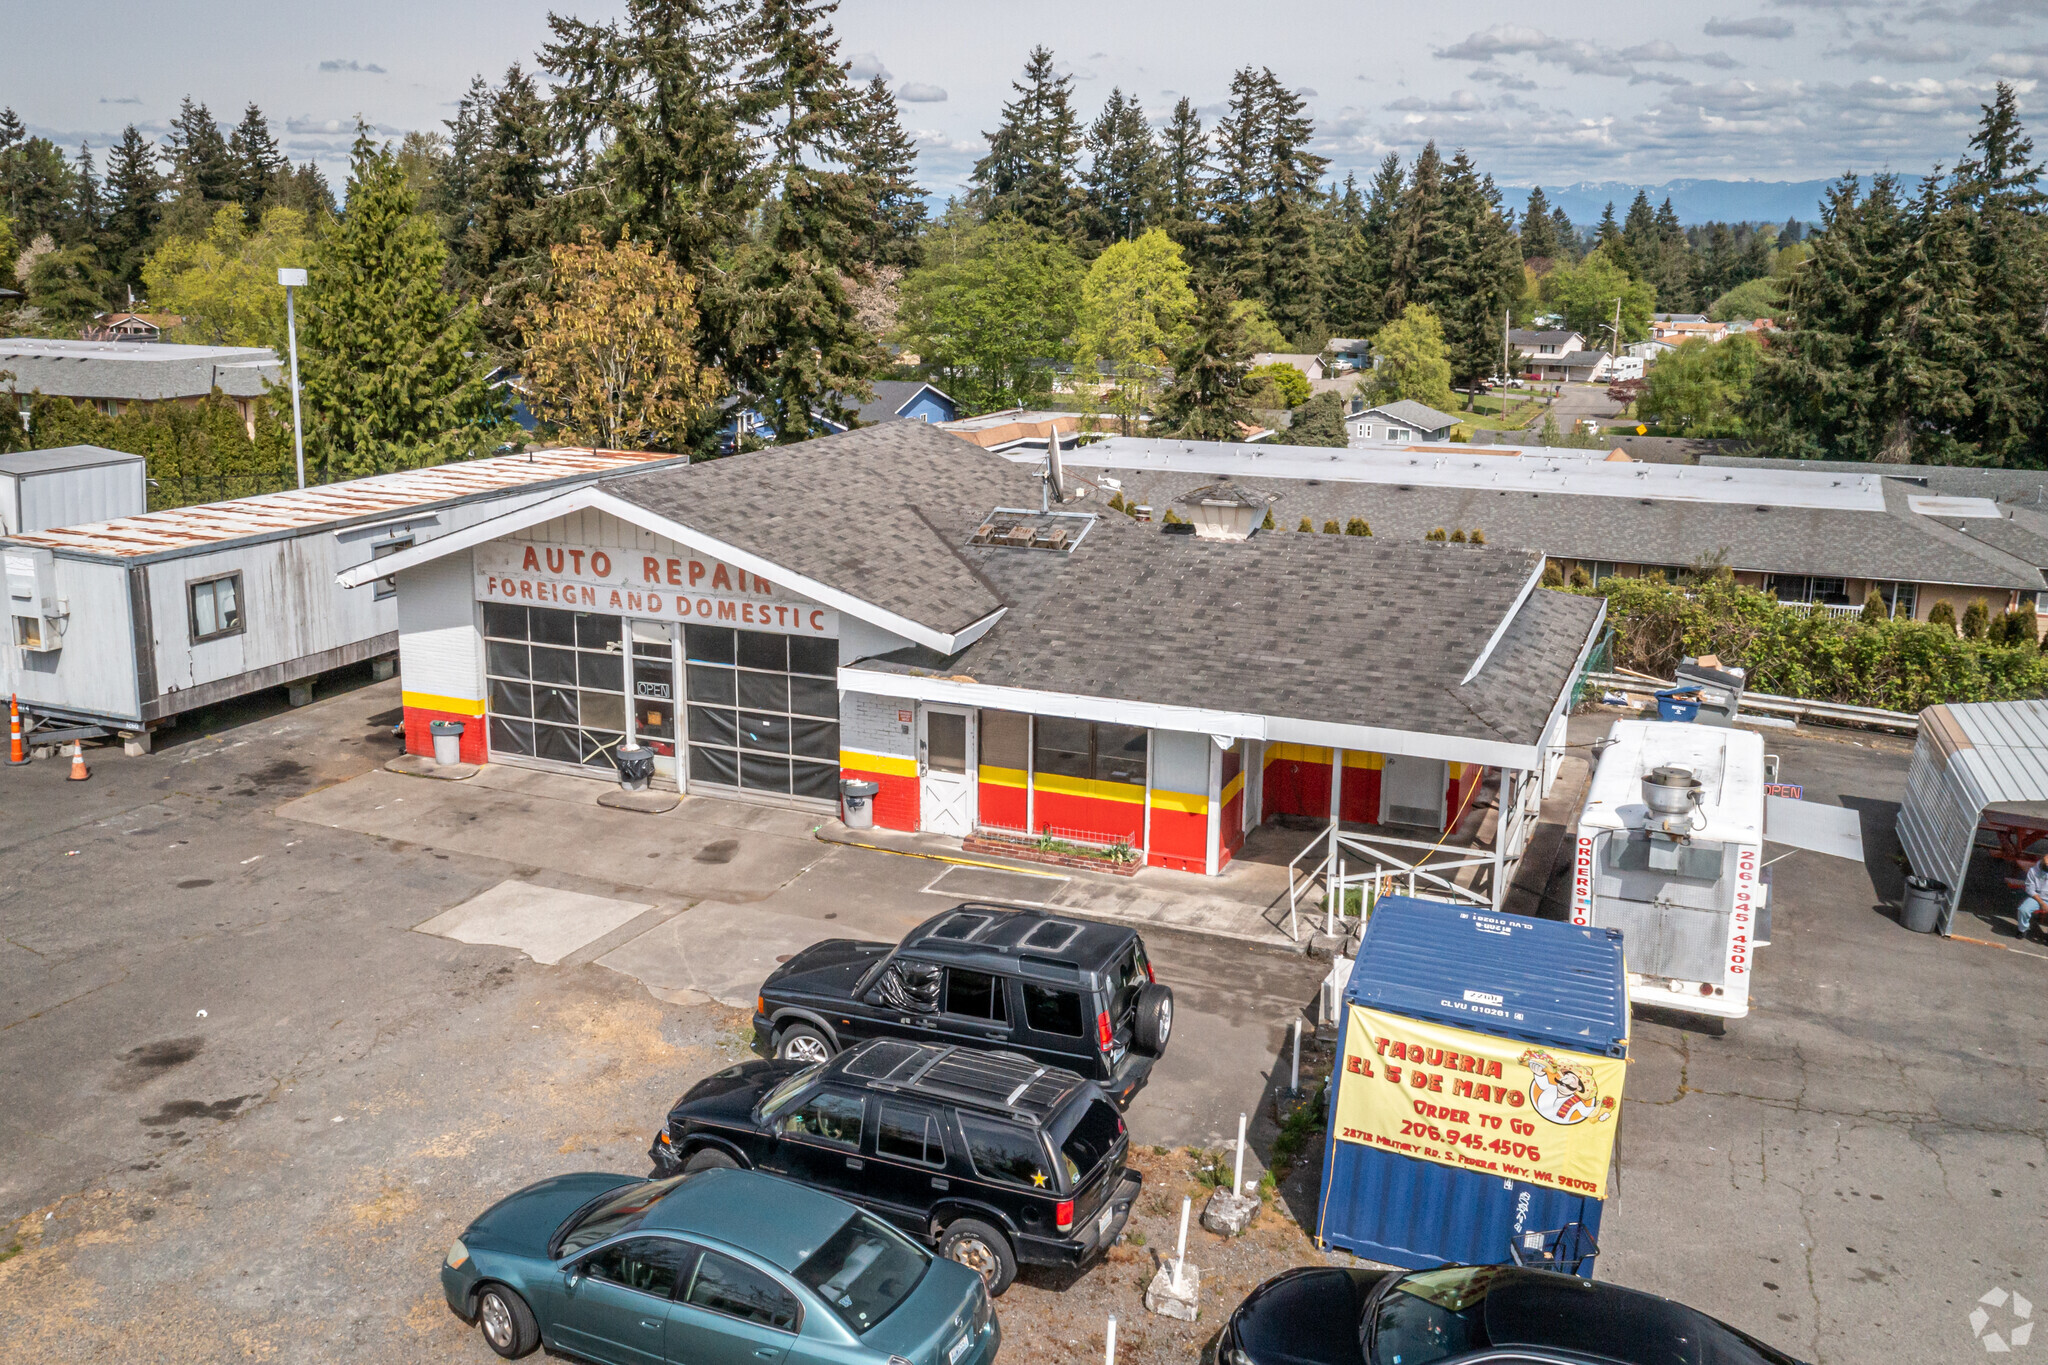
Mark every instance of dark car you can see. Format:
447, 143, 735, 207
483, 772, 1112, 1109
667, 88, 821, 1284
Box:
1218, 1262, 1808, 1365
752, 904, 1172, 1108
647, 1038, 1142, 1296
438, 1166, 996, 1365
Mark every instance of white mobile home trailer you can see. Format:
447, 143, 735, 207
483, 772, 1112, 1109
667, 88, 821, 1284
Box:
1, 447, 147, 536
1, 448, 683, 745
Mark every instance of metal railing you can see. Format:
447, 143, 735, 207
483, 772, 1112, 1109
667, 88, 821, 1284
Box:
1776, 600, 1869, 620
1585, 669, 1920, 734
1284, 827, 1495, 941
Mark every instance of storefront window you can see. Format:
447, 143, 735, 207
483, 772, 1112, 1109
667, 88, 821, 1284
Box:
684, 625, 839, 801
1032, 719, 1147, 788
979, 710, 1030, 772
483, 603, 627, 770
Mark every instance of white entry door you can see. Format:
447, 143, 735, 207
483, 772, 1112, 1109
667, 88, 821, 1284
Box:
918, 706, 976, 837
1382, 754, 1447, 830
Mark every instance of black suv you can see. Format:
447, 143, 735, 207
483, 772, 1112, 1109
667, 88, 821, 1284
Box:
647, 1039, 1143, 1295
751, 905, 1172, 1108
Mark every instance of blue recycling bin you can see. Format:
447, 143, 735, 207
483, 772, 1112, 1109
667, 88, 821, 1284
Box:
1653, 687, 1702, 722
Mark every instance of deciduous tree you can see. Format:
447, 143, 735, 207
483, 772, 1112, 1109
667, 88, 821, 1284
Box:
142, 204, 315, 347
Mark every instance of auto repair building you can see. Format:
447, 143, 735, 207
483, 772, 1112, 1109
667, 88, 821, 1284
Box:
344, 423, 1604, 883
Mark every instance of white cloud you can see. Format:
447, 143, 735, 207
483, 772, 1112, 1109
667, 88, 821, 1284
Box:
99, 96, 142, 105
1983, 46, 2048, 75
896, 82, 947, 102
847, 51, 891, 82
1386, 89, 1485, 112
1908, 0, 2046, 25
1621, 40, 1741, 68
1706, 16, 1799, 37
318, 59, 386, 74
1834, 34, 1968, 60
1471, 68, 1540, 90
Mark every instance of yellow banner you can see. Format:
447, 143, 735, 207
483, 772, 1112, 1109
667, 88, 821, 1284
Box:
1332, 1005, 1626, 1199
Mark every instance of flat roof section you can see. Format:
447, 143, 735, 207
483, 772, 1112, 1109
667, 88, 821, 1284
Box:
5, 447, 684, 558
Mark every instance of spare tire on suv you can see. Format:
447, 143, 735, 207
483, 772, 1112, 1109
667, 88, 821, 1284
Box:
1133, 983, 1173, 1056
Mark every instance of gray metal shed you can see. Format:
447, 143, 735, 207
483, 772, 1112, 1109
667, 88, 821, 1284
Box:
1897, 700, 2048, 933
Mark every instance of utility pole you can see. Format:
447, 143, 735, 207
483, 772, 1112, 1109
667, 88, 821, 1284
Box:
278, 267, 307, 489
1502, 307, 1510, 385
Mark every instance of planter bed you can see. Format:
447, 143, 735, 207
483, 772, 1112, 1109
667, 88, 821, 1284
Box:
963, 832, 1143, 877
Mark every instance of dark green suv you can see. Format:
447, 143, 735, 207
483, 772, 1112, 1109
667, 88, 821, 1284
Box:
751, 905, 1172, 1109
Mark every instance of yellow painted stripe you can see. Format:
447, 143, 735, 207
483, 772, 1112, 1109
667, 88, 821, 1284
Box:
978, 764, 1028, 789
1265, 743, 1332, 765
1221, 770, 1246, 805
403, 690, 484, 716
1343, 751, 1385, 771
1149, 787, 1209, 816
841, 749, 916, 778
1031, 770, 1147, 805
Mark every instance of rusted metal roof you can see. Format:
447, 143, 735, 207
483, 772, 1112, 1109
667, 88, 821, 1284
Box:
5, 447, 679, 557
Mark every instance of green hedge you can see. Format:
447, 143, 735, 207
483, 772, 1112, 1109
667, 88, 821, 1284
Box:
0, 391, 298, 511
1574, 572, 2048, 713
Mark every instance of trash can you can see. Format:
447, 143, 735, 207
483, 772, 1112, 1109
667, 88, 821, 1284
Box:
1901, 875, 1946, 934
1653, 687, 1702, 723
840, 778, 880, 830
428, 719, 465, 767
616, 742, 656, 793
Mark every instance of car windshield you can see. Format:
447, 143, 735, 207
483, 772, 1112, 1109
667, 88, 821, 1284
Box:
555, 1176, 689, 1258
793, 1211, 931, 1334
1054, 1098, 1124, 1188
1364, 1266, 1503, 1365
757, 1065, 822, 1122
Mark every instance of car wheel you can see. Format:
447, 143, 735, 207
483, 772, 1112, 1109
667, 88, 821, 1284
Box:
774, 1023, 834, 1064
685, 1147, 739, 1174
1133, 984, 1173, 1057
938, 1217, 1017, 1297
475, 1285, 540, 1359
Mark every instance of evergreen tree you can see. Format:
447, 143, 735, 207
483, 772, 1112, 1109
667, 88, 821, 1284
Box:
1080, 88, 1161, 246
228, 104, 287, 224
1154, 287, 1253, 440
164, 98, 235, 204
1209, 67, 1327, 344
1520, 185, 1559, 259
1950, 81, 2048, 465
1619, 189, 1657, 278
1157, 96, 1209, 254
275, 162, 336, 219
1874, 174, 1983, 462
1650, 197, 1694, 310
0, 131, 74, 240
717, 0, 880, 441
65, 143, 103, 251
1594, 201, 1622, 254
972, 45, 1081, 235
298, 127, 497, 481
446, 64, 557, 354
1549, 204, 1579, 258
102, 126, 163, 292
844, 76, 926, 267
1330, 152, 1404, 337
1431, 152, 1525, 383
1287, 389, 1348, 446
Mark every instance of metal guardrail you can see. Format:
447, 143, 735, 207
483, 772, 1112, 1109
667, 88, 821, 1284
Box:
1585, 670, 1920, 734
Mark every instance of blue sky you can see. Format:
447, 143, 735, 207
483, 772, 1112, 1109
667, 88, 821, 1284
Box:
7, 0, 2044, 197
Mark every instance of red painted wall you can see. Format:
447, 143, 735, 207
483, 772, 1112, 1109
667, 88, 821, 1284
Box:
1033, 787, 1146, 847
1339, 765, 1382, 824
1147, 806, 1206, 873
404, 706, 487, 765
1262, 752, 1333, 820
842, 764, 919, 831
978, 778, 1028, 832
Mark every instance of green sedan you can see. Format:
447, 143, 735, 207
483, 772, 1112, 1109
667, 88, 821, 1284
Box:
440, 1166, 998, 1365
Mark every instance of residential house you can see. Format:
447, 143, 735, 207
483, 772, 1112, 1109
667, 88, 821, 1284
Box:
1326, 338, 1371, 371
1509, 329, 1588, 363
1249, 352, 1327, 382
1652, 318, 1728, 345
1626, 339, 1676, 361
935, 409, 1079, 455
1528, 349, 1611, 383
720, 379, 959, 451
82, 312, 183, 343
1, 337, 280, 437
1346, 399, 1459, 444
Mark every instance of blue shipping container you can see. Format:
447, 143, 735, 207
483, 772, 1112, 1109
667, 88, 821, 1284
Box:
1316, 898, 1629, 1276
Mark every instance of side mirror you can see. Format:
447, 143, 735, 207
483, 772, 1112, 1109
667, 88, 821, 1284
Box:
565, 1264, 584, 1289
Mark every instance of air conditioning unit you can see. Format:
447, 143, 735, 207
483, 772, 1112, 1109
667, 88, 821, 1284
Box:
5, 547, 62, 652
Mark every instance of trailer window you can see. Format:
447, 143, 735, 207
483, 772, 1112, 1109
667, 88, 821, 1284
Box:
188, 573, 243, 642
1606, 832, 1723, 883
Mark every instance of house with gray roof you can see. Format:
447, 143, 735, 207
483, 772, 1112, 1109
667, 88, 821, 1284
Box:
343, 421, 1603, 901
1, 337, 281, 437
1347, 399, 1459, 445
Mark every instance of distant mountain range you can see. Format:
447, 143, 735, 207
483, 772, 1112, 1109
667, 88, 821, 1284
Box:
1511, 179, 1838, 228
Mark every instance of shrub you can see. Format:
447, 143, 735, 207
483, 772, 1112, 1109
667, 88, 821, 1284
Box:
1570, 565, 1592, 589
1572, 572, 2048, 712
1344, 517, 1370, 536
1260, 507, 1276, 530
1469, 528, 1486, 545
1426, 527, 1448, 542
1964, 598, 1991, 640
1449, 528, 1467, 543
1929, 600, 1957, 633
1298, 516, 1314, 532
1542, 561, 1564, 587
1862, 589, 1887, 624
1322, 519, 1340, 534
2005, 599, 2038, 645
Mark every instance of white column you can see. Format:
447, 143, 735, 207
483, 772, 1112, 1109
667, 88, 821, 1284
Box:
1203, 737, 1222, 876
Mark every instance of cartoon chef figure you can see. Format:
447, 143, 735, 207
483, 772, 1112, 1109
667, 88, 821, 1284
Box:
1521, 1049, 1606, 1125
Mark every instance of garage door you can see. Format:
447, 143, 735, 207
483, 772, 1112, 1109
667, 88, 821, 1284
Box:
683, 624, 840, 806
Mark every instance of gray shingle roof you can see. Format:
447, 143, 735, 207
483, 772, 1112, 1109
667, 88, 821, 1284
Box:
853, 380, 951, 426
1077, 463, 2048, 591
1509, 330, 1583, 345
0, 338, 280, 400
860, 527, 1596, 751
1364, 400, 1458, 432
1553, 350, 1608, 368
596, 424, 1600, 748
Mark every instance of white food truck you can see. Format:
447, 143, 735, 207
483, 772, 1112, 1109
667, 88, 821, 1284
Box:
1572, 720, 1768, 1020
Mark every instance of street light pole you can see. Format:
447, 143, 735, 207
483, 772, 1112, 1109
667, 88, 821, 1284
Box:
278, 267, 307, 489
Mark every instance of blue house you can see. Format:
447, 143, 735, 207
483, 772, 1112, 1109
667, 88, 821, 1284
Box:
721, 380, 959, 451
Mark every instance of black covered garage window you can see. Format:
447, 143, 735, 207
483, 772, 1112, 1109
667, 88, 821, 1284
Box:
1033, 719, 1147, 787
684, 625, 839, 801
483, 603, 626, 770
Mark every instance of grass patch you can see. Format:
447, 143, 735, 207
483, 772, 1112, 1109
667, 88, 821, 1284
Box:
0, 1240, 21, 1263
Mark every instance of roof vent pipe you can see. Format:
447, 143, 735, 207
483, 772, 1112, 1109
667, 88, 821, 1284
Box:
1045, 430, 1066, 508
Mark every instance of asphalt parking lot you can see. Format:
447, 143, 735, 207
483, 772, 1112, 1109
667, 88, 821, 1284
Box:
2, 679, 2042, 1364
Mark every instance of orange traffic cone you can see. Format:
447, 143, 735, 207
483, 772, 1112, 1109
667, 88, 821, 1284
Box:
7, 695, 26, 766
67, 740, 89, 781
